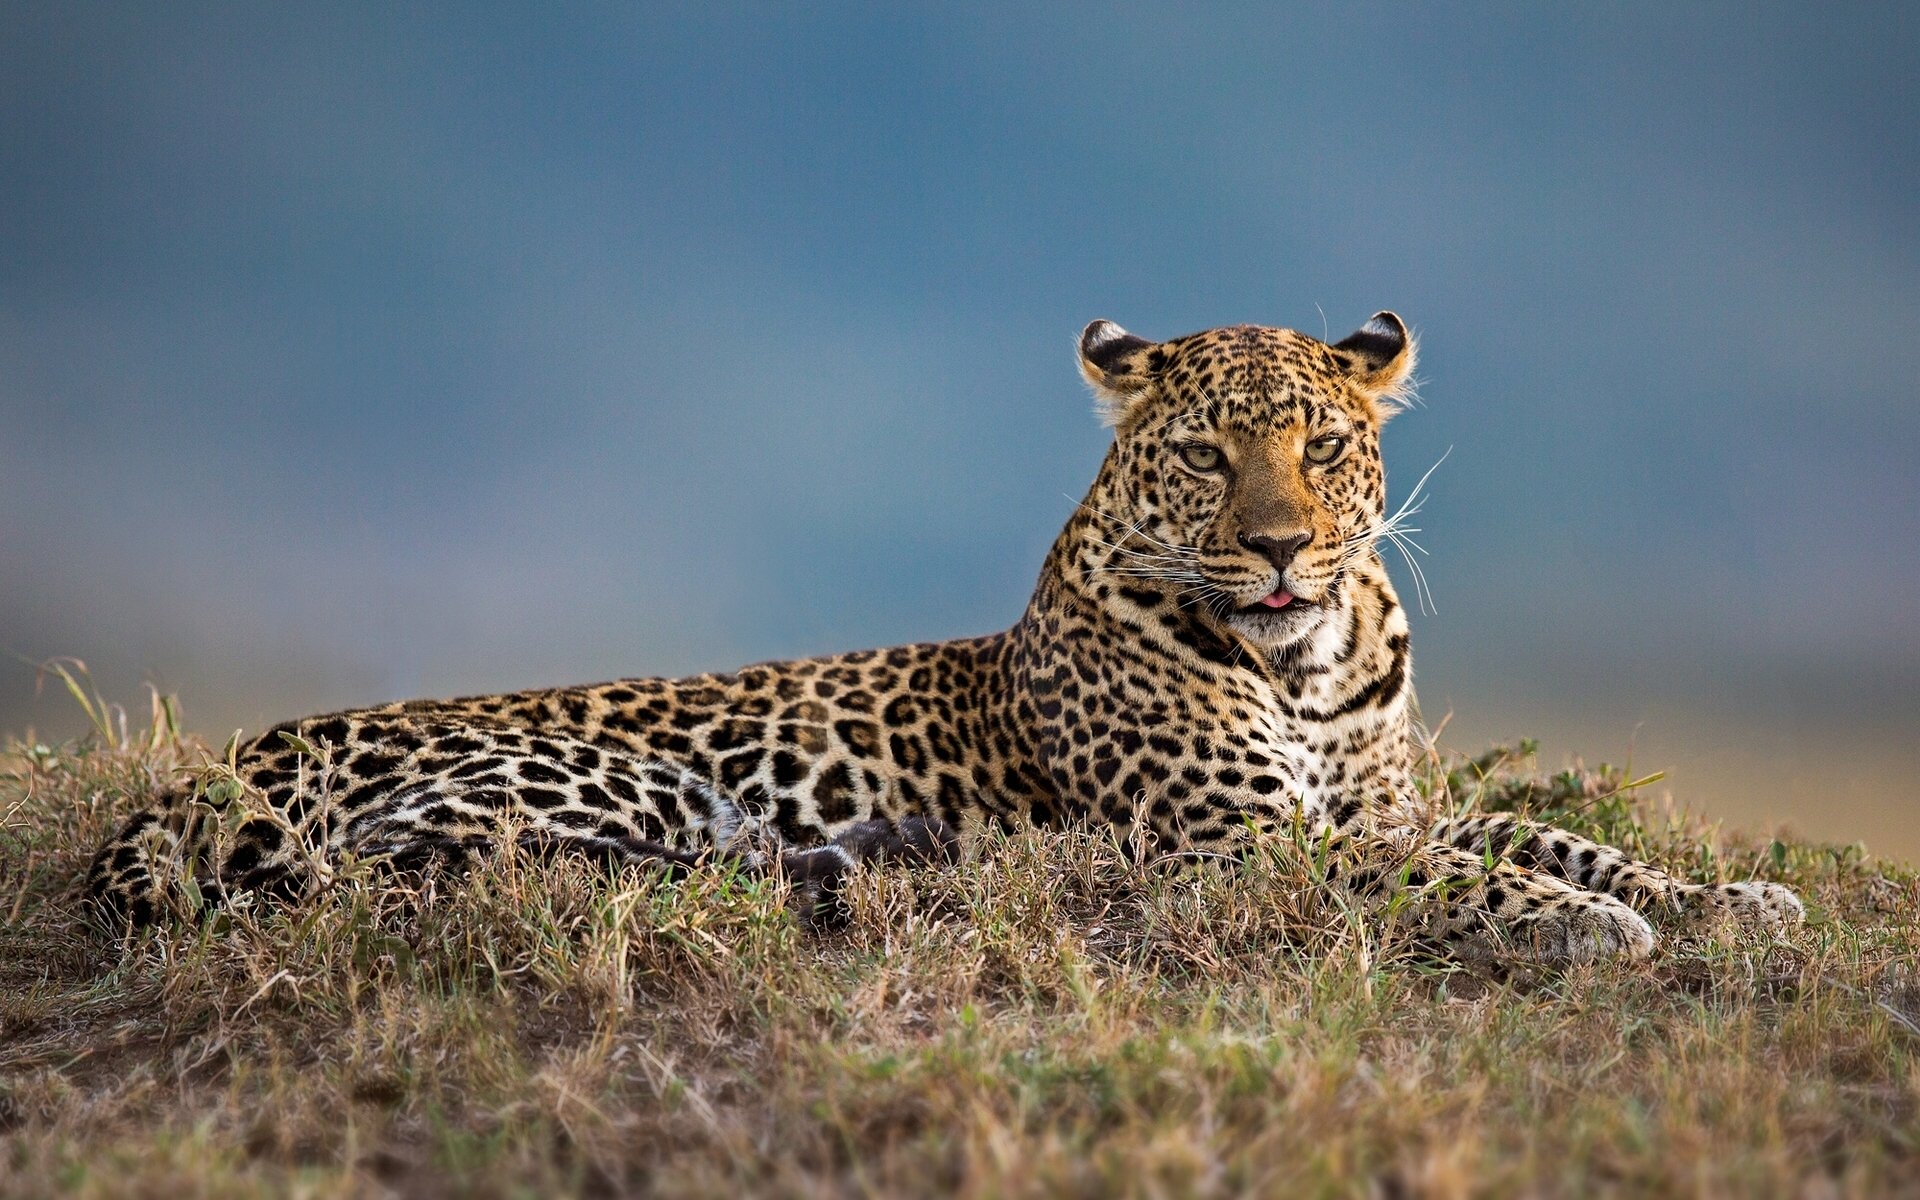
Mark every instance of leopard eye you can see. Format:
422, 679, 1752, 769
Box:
1304, 436, 1346, 465
1178, 443, 1223, 473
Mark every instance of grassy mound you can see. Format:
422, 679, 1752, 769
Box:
1, 687, 1915, 1197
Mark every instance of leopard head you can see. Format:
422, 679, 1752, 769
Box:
1076, 314, 1415, 649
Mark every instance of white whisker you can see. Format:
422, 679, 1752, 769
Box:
1340, 446, 1449, 615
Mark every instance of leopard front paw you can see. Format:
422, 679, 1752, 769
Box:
1511, 893, 1657, 965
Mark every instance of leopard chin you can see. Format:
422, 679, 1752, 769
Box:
1222, 601, 1328, 650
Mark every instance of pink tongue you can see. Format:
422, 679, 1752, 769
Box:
1258, 590, 1295, 609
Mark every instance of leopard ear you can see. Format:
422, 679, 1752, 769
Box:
1334, 311, 1417, 414
1078, 320, 1162, 428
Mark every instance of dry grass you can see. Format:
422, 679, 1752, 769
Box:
2, 691, 1917, 1198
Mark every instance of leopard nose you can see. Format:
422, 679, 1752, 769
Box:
1240, 531, 1311, 573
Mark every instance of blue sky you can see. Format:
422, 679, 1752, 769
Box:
4, 4, 1916, 853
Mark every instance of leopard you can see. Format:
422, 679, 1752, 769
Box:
88, 312, 1804, 963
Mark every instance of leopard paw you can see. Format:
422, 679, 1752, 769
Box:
1510, 893, 1656, 965
778, 844, 857, 929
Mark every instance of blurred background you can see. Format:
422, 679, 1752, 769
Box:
4, 4, 1915, 859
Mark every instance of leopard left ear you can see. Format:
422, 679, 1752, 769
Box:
1078, 320, 1163, 428
1334, 311, 1417, 414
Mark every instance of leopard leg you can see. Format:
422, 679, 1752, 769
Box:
1327, 831, 1657, 964
1431, 813, 1804, 933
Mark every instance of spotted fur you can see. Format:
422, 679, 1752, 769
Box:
89, 314, 1801, 961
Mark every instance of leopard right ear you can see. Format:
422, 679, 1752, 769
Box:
1333, 311, 1417, 415
1077, 320, 1163, 428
